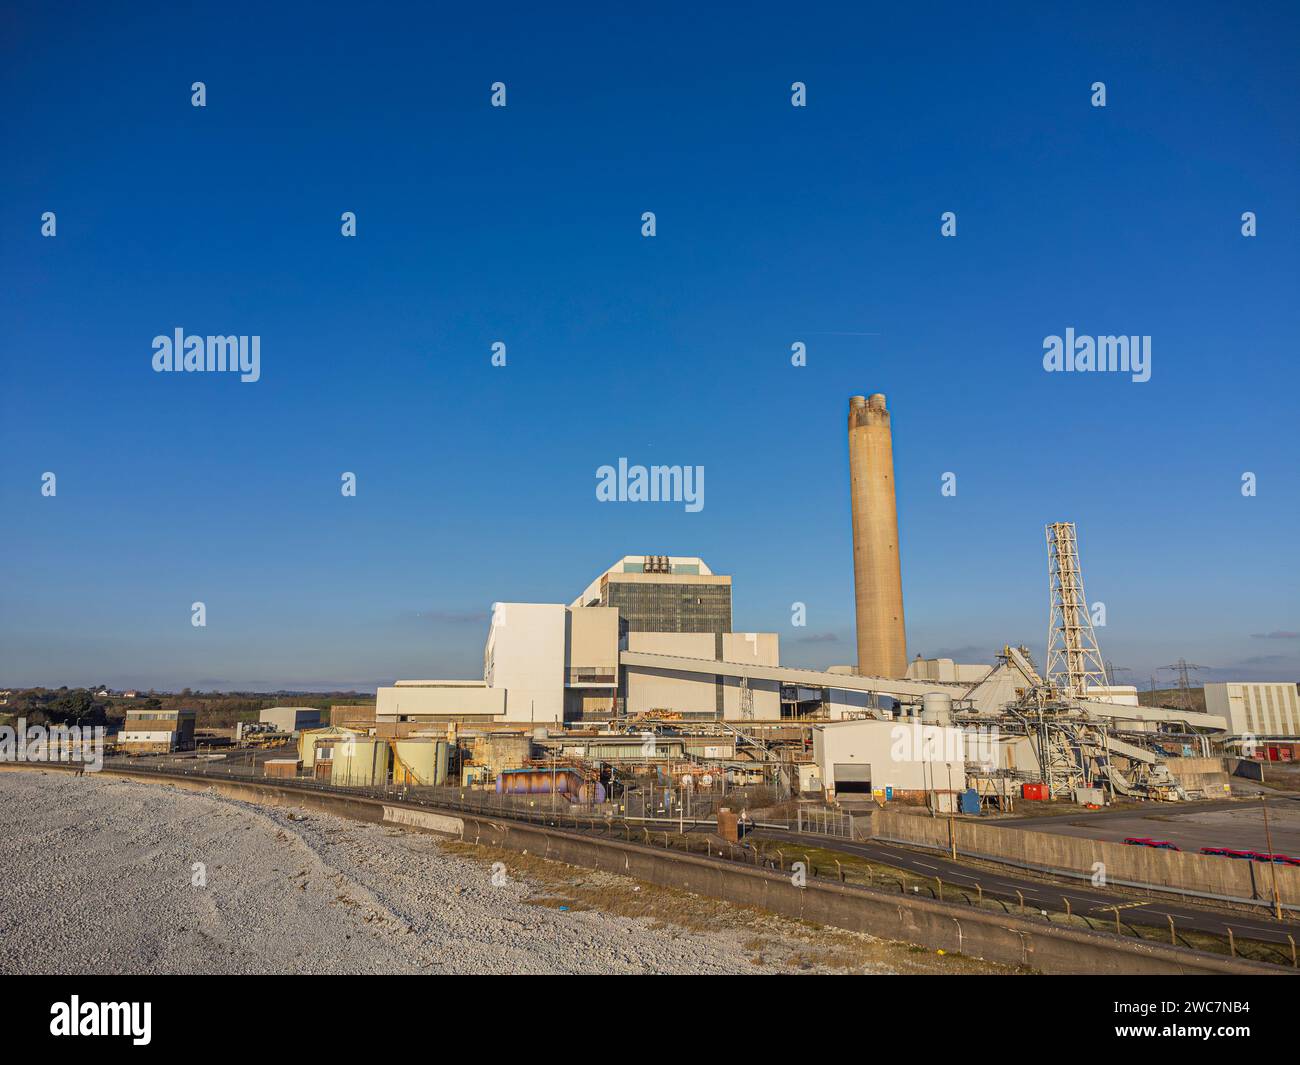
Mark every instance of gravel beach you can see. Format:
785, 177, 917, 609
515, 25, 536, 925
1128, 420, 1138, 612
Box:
0, 769, 950, 975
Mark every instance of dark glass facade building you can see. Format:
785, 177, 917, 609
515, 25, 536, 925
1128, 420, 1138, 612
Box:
598, 578, 732, 636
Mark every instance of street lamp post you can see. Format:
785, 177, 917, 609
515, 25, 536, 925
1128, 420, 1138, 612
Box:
946, 760, 957, 859
1261, 793, 1283, 921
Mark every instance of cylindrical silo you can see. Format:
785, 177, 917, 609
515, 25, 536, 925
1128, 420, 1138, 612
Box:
848, 393, 908, 677
921, 692, 952, 725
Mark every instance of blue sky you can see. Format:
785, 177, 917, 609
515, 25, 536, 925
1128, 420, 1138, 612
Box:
2, 1, 1297, 692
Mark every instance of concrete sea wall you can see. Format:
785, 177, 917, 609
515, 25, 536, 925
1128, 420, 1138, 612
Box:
870, 809, 1300, 907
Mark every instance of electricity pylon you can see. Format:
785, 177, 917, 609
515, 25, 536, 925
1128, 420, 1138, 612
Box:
1160, 659, 1204, 712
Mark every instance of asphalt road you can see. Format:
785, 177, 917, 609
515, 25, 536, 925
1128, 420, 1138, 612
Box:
758, 828, 1300, 952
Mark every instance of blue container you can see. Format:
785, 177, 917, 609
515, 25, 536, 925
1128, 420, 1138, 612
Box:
884, 786, 893, 801
960, 788, 980, 815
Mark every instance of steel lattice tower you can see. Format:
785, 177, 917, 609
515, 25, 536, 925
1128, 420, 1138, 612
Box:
1045, 522, 1109, 696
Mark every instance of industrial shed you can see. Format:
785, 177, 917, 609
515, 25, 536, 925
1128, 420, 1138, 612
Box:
813, 719, 966, 800
260, 706, 324, 733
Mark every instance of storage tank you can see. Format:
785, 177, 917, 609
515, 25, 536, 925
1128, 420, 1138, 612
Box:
299, 725, 361, 769
331, 736, 390, 787
921, 692, 952, 725
495, 768, 606, 804
390, 737, 450, 786
497, 767, 572, 795
392, 738, 438, 785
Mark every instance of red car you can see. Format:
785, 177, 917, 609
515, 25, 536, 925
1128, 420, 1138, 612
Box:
1198, 847, 1294, 863
1123, 837, 1181, 851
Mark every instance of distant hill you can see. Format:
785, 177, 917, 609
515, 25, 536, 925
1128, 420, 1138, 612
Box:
1137, 686, 1206, 714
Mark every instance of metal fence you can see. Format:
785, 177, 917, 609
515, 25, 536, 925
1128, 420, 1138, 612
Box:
796, 806, 856, 840
617, 782, 775, 822
106, 757, 803, 834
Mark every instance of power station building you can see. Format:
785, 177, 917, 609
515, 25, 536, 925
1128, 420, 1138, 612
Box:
379, 558, 768, 725
374, 394, 1234, 768
376, 390, 928, 725
376, 390, 929, 727
376, 554, 963, 728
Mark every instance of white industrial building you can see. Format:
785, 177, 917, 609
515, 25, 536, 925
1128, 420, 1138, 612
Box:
377, 556, 964, 727
904, 657, 992, 684
1204, 682, 1300, 738
259, 706, 324, 732
813, 718, 968, 799
374, 555, 1235, 741
377, 601, 620, 725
